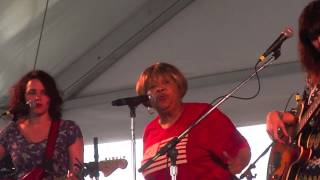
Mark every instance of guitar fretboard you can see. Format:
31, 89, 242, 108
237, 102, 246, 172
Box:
298, 96, 320, 133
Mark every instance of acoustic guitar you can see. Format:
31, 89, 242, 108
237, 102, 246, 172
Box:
266, 95, 320, 179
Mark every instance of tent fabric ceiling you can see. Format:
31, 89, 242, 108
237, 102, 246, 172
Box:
0, 0, 310, 144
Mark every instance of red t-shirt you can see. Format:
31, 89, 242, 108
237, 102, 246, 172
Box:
141, 103, 249, 180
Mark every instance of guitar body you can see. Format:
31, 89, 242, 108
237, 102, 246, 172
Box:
20, 167, 44, 180
267, 94, 320, 180
267, 142, 312, 180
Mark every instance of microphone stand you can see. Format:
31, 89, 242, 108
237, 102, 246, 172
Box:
138, 50, 281, 179
128, 103, 139, 180
93, 137, 99, 179
239, 143, 273, 179
75, 137, 100, 180
112, 97, 146, 180
167, 147, 178, 180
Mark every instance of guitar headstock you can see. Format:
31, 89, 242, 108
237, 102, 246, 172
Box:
99, 157, 128, 177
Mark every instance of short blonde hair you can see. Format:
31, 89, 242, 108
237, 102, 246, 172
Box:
135, 62, 188, 98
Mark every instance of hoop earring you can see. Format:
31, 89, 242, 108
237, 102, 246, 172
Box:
147, 106, 154, 115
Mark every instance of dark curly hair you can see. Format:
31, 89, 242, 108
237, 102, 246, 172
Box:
299, 0, 320, 75
8, 70, 62, 120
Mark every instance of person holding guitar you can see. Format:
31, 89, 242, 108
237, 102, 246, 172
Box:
266, 1, 320, 179
0, 70, 84, 179
136, 62, 251, 179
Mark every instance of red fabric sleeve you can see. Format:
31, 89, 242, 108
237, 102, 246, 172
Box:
205, 108, 249, 163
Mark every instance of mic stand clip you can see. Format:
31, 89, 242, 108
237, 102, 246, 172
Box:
168, 147, 178, 180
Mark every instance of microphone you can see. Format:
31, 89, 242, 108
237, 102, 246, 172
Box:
258, 27, 294, 61
0, 101, 35, 117
26, 100, 36, 109
111, 95, 150, 106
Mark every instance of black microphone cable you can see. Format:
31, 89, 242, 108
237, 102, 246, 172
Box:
209, 60, 262, 105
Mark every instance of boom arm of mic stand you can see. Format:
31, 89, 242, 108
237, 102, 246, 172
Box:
138, 53, 281, 173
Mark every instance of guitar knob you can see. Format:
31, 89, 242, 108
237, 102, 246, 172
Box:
295, 93, 302, 103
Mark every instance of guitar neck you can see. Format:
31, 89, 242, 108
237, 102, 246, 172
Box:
98, 159, 128, 177
298, 96, 320, 133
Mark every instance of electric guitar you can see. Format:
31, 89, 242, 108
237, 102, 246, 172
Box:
4, 158, 128, 180
21, 167, 44, 180
76, 158, 128, 178
267, 95, 320, 179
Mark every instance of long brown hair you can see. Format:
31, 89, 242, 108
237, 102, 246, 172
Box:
8, 70, 62, 120
298, 0, 320, 75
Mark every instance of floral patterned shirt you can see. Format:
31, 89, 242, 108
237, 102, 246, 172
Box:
0, 120, 82, 179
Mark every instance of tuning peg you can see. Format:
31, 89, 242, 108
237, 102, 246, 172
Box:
295, 93, 301, 103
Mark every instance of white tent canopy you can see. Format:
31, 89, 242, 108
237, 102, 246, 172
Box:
0, 0, 309, 144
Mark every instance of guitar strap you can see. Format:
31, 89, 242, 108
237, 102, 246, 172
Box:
42, 119, 61, 171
